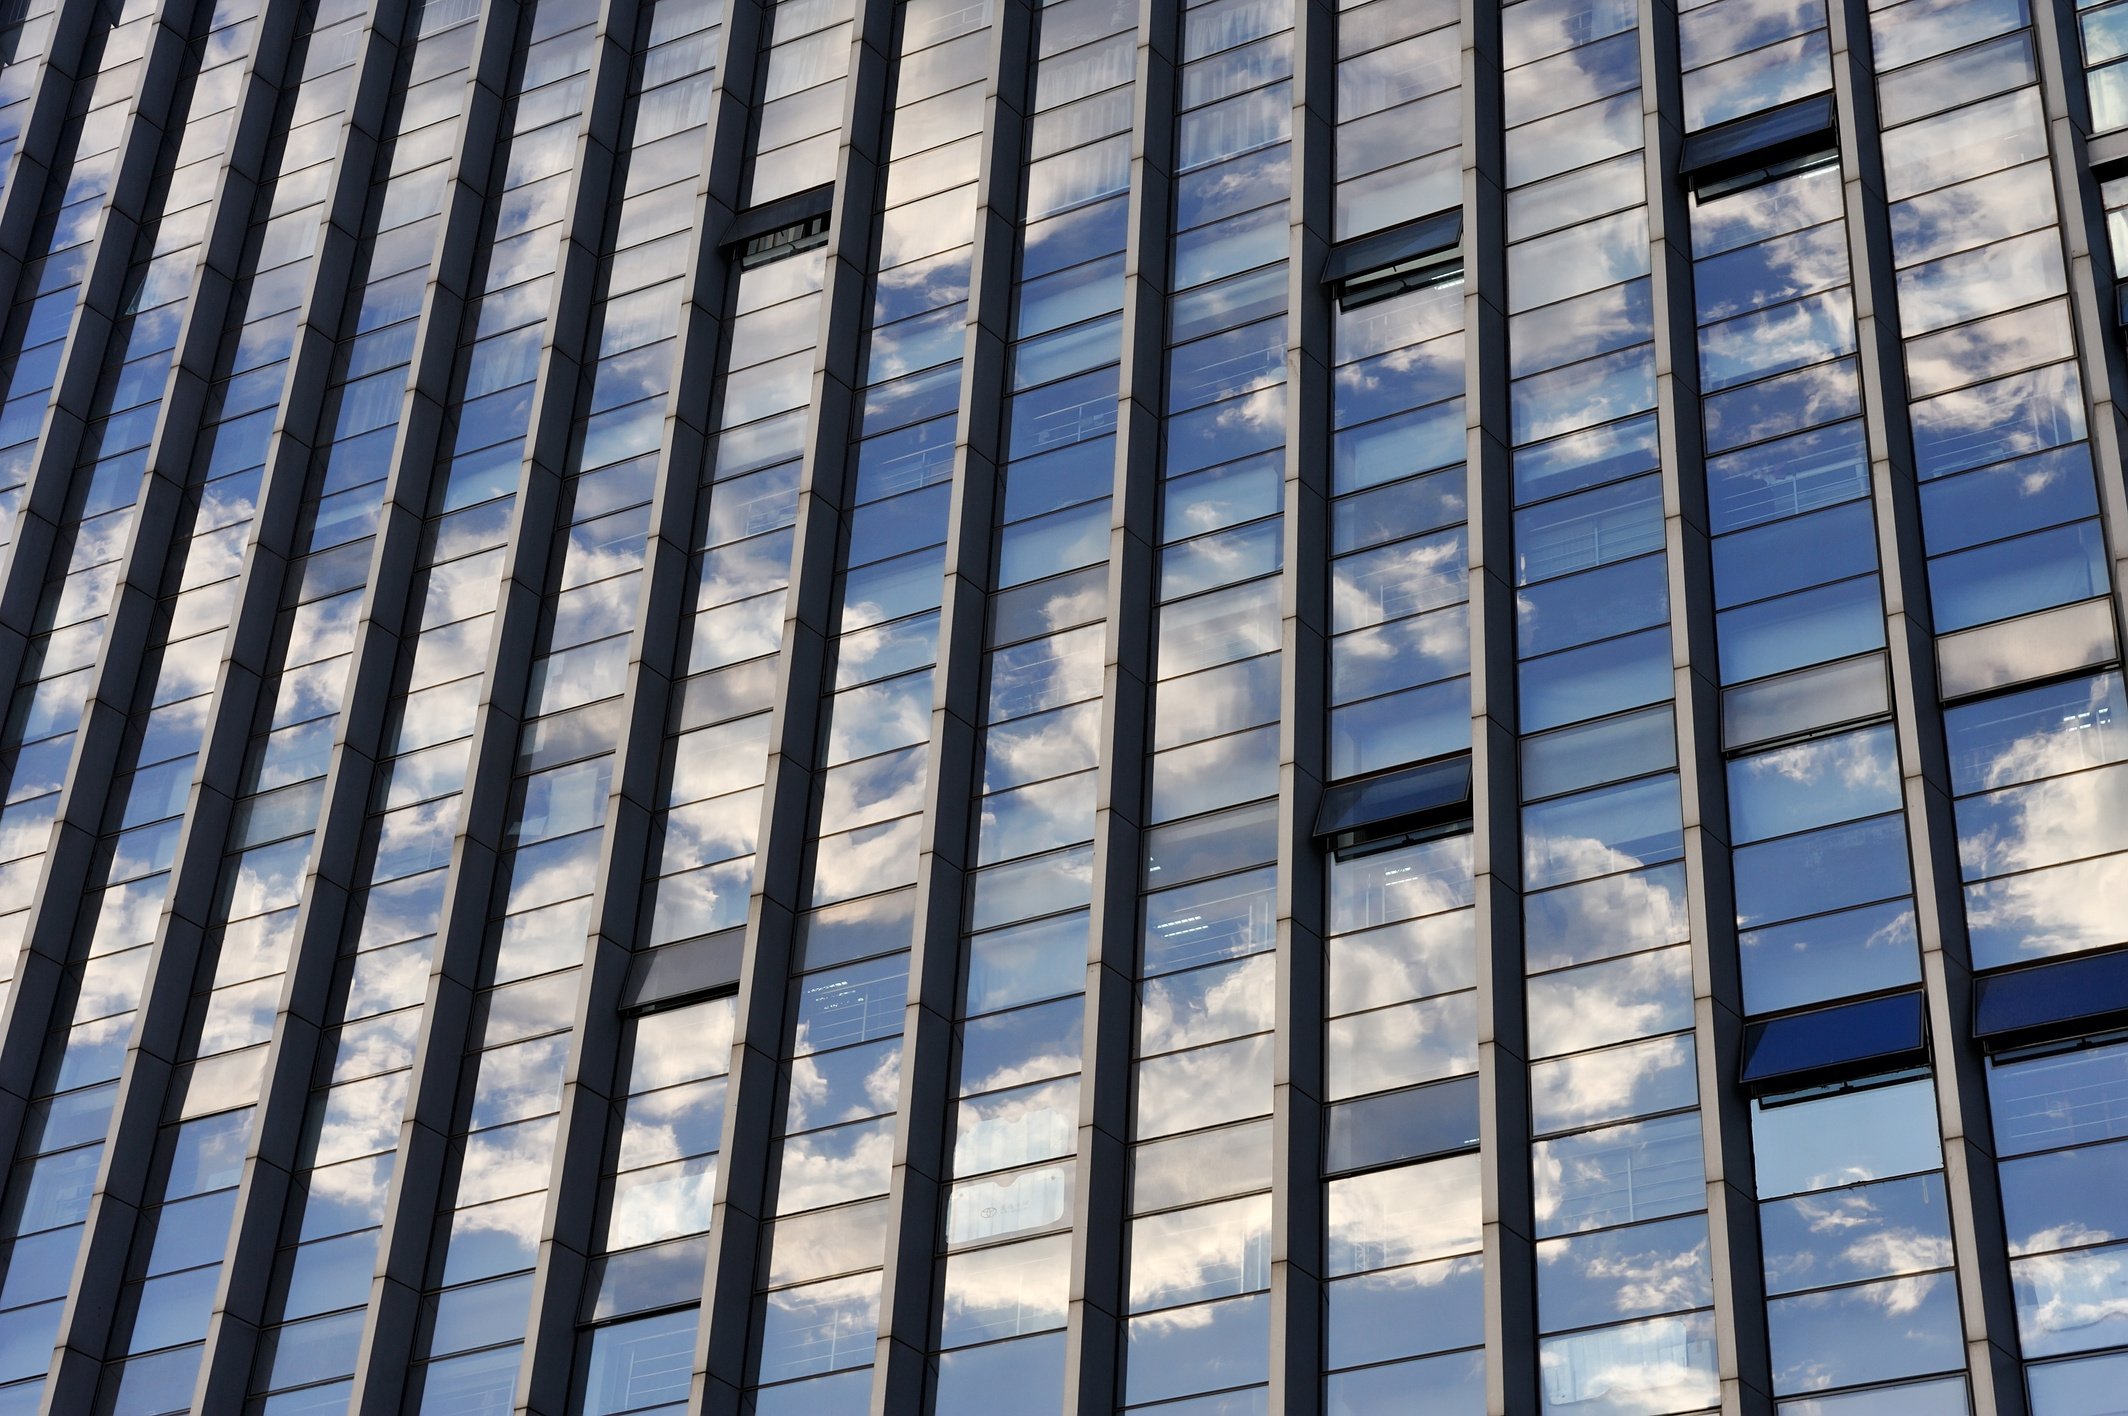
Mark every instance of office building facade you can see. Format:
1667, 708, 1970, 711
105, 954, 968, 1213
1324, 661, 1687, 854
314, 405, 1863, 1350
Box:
0, 0, 2125, 1410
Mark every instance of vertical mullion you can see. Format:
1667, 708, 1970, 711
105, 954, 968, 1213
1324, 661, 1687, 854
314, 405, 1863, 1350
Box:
1826, 0, 2031, 1406
689, 0, 896, 1405
1638, 0, 1773, 1410
1062, 0, 1172, 1406
338, 0, 645, 1403
1269, 0, 1330, 1405
867, 3, 1029, 1410
1463, 0, 1534, 1408
506, 1, 761, 1406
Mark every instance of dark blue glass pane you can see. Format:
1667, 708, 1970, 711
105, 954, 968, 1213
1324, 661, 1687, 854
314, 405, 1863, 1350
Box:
1975, 949, 2128, 1042
1324, 1075, 1481, 1173
1927, 520, 2109, 632
1739, 990, 1925, 1086
1515, 552, 1669, 657
1512, 413, 1660, 507
1315, 756, 1470, 837
1918, 444, 2099, 555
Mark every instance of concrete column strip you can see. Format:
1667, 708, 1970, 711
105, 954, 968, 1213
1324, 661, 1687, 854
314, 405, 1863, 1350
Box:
1637, 1, 1774, 1411
1461, 1, 1537, 1410
1268, 0, 1330, 1408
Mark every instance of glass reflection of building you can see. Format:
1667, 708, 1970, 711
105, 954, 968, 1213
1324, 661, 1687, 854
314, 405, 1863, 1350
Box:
0, 0, 2127, 1411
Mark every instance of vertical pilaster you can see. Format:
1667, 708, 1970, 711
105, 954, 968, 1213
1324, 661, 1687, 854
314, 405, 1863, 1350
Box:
1827, 0, 2025, 1407
1638, 2, 1772, 1411
504, 4, 761, 1410
866, 4, 1032, 1412
1462, 1, 1535, 1410
1060, 0, 1173, 1408
340, 0, 647, 1406
1268, 0, 1330, 1410
689, 0, 897, 1407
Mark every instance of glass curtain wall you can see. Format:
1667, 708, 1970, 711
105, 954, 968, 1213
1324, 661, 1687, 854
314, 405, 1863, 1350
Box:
660, 229, 825, 1396
1117, 0, 1292, 1408
1869, 0, 2113, 706
387, 0, 608, 1406
742, 1, 987, 1411
1685, 125, 1966, 1416
0, 0, 258, 1404
220, 2, 495, 1406
922, 0, 1137, 1408
0, 0, 145, 979
0, 0, 63, 197
2079, 0, 2128, 131
1988, 1030, 2128, 1410
1501, 0, 1719, 1409
0, 0, 130, 581
413, 0, 726, 1397
1966, 674, 2128, 1403
1330, 0, 1454, 240
743, 0, 849, 203
569, 994, 737, 1415
1316, 0, 1480, 1409
457, 0, 731, 1401
1675, 0, 1829, 131
1868, 8, 2128, 1394
68, 0, 375, 1406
